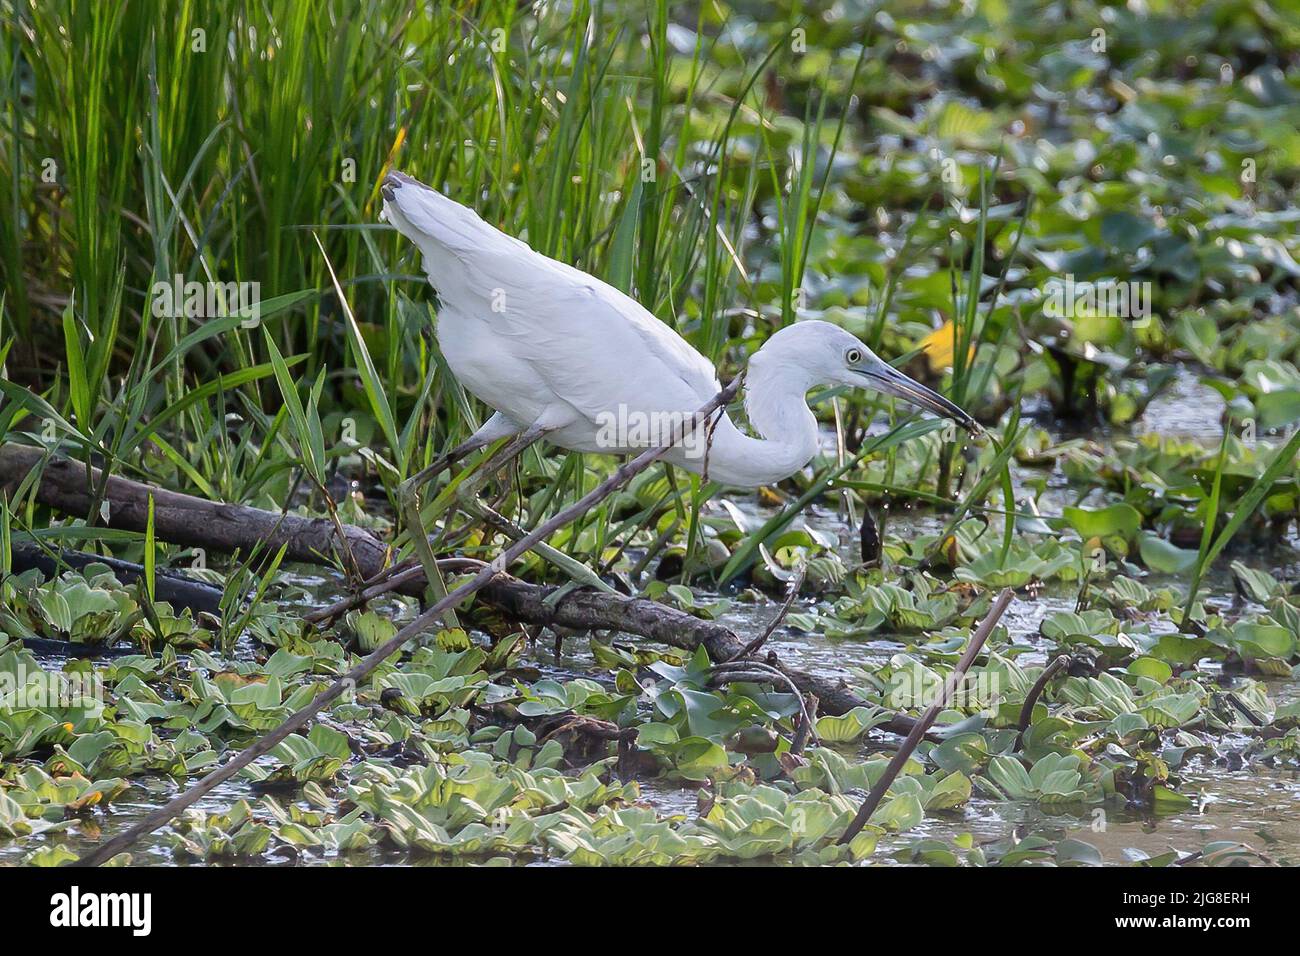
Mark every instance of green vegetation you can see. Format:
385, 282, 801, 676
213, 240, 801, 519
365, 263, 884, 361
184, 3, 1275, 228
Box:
3, 0, 1300, 866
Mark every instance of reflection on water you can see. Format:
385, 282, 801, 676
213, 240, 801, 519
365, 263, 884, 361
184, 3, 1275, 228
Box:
1135, 367, 1226, 443
866, 761, 1300, 867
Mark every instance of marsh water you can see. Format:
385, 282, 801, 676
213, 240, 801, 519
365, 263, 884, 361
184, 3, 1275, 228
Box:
9, 374, 1300, 867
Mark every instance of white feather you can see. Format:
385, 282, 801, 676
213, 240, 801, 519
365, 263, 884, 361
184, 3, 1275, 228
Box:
381, 171, 975, 487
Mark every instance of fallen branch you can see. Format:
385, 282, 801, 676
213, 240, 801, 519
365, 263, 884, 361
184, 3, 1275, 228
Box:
470, 575, 922, 734
837, 588, 1013, 846
11, 543, 224, 614
72, 380, 740, 866
1, 439, 923, 733
5, 636, 138, 659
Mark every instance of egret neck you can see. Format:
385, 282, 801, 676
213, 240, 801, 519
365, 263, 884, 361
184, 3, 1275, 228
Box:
690, 339, 822, 488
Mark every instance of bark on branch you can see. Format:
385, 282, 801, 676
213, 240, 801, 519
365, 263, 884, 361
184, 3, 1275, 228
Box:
0, 441, 917, 732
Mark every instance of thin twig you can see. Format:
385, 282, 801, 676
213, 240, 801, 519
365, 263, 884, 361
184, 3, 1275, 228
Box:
707, 657, 819, 749
726, 560, 807, 661
302, 557, 489, 626
837, 589, 1013, 846
74, 378, 741, 867
791, 693, 819, 756
1014, 654, 1069, 751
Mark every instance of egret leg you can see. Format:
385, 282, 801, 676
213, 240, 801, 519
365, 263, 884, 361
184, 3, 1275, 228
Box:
405, 412, 522, 496
446, 423, 553, 507
464, 499, 615, 594
396, 495, 460, 629
443, 425, 616, 595
396, 414, 522, 627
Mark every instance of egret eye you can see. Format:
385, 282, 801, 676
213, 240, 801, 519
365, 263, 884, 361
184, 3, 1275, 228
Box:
845, 347, 862, 365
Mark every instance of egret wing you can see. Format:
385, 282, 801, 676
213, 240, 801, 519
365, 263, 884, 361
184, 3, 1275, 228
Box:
383, 173, 721, 426
472, 255, 721, 424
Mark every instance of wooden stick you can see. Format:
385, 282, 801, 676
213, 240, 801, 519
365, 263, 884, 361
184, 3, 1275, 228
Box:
1014, 654, 1069, 751
837, 588, 1013, 846
73, 380, 740, 866
726, 560, 806, 661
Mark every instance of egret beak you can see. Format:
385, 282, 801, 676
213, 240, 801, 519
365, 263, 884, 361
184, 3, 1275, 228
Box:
858, 364, 982, 436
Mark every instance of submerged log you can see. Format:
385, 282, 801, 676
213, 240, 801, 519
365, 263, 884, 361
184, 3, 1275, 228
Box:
11, 543, 224, 614
0, 442, 918, 731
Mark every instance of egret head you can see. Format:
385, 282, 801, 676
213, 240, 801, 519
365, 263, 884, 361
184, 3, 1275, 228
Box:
753, 320, 981, 434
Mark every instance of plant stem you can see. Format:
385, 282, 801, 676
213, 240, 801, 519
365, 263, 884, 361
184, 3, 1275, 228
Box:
837, 588, 1013, 846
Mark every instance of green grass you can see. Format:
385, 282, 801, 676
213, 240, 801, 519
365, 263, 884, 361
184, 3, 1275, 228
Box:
1, 2, 831, 525
4, 0, 1300, 592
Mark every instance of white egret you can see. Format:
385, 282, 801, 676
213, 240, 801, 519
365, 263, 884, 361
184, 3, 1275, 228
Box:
381, 170, 978, 489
